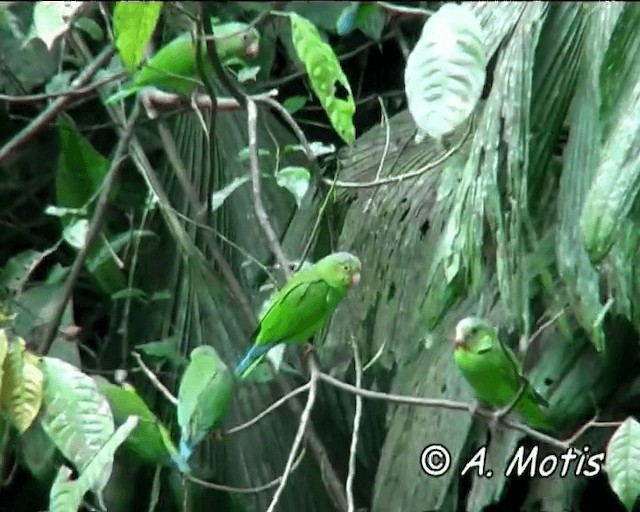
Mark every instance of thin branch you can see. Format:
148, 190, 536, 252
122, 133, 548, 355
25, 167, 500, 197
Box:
266, 357, 319, 512
316, 370, 609, 454
187, 447, 306, 494
528, 308, 566, 348
376, 2, 434, 17
39, 104, 140, 356
138, 88, 278, 114
0, 71, 127, 103
346, 341, 363, 512
363, 97, 392, 213
563, 414, 622, 445
225, 382, 311, 435
0, 45, 115, 165
132, 352, 178, 406
321, 120, 473, 189
247, 99, 291, 277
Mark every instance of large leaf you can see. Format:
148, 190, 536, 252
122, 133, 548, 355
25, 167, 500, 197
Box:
112, 1, 163, 70
605, 417, 640, 511
41, 356, 115, 508
404, 2, 486, 139
48, 416, 139, 512
289, 12, 356, 144
0, 336, 43, 433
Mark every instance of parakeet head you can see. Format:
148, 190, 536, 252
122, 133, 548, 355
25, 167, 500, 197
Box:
453, 316, 495, 352
317, 252, 362, 289
213, 22, 260, 59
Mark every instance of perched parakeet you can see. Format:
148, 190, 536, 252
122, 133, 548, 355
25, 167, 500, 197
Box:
234, 252, 362, 379
106, 22, 260, 105
453, 317, 552, 430
174, 345, 233, 473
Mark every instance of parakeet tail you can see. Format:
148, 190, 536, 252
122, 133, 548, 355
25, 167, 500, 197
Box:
234, 343, 277, 378
170, 442, 192, 474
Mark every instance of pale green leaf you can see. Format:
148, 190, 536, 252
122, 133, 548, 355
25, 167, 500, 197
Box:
211, 176, 250, 212
49, 416, 139, 512
282, 95, 308, 114
275, 166, 311, 207
605, 417, 640, 511
237, 65, 261, 83
62, 218, 89, 250
404, 2, 486, 138
41, 356, 115, 505
113, 1, 163, 70
26, 1, 83, 51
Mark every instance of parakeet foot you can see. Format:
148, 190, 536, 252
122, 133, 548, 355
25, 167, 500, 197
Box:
469, 400, 481, 418
213, 429, 224, 442
303, 343, 315, 356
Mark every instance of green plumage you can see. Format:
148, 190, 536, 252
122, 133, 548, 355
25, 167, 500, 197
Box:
176, 345, 233, 471
453, 316, 551, 430
106, 22, 260, 104
235, 252, 362, 379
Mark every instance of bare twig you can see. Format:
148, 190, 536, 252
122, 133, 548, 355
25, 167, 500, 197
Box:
247, 99, 291, 277
0, 45, 115, 165
187, 447, 307, 494
376, 1, 434, 17
527, 308, 566, 348
132, 352, 178, 406
138, 88, 278, 114
317, 371, 608, 453
266, 357, 319, 512
363, 97, 392, 213
39, 104, 139, 356
346, 341, 363, 512
225, 382, 311, 435
562, 414, 622, 445
0, 71, 127, 103
321, 120, 473, 189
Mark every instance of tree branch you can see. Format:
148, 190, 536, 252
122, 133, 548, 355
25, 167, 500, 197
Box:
132, 352, 178, 406
346, 341, 363, 512
39, 104, 140, 356
247, 99, 291, 276
266, 357, 319, 512
0, 45, 115, 165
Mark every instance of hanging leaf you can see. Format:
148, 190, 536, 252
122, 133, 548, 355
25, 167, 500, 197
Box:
404, 2, 486, 139
0, 337, 44, 433
41, 356, 115, 508
49, 416, 139, 512
113, 1, 163, 70
275, 166, 311, 207
289, 12, 356, 144
62, 218, 89, 250
605, 417, 640, 511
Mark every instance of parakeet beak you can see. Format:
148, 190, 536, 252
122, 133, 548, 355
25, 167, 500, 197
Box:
350, 271, 361, 287
245, 42, 260, 59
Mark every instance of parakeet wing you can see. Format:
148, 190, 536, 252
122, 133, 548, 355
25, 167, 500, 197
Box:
177, 346, 232, 434
256, 277, 335, 345
495, 342, 549, 408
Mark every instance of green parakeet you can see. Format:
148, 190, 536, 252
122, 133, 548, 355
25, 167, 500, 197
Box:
453, 317, 552, 430
234, 252, 362, 379
106, 22, 260, 105
174, 345, 233, 473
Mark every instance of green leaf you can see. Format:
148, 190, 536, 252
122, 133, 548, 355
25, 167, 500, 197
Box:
49, 416, 139, 512
26, 1, 83, 50
41, 356, 115, 507
113, 1, 163, 70
275, 166, 311, 207
289, 12, 356, 144
605, 417, 640, 511
211, 176, 250, 212
111, 288, 148, 301
45, 71, 74, 95
73, 16, 104, 42
62, 218, 88, 250
0, 249, 46, 293
135, 338, 185, 366
283, 95, 308, 114
94, 377, 175, 465
404, 2, 486, 139
355, 3, 386, 41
